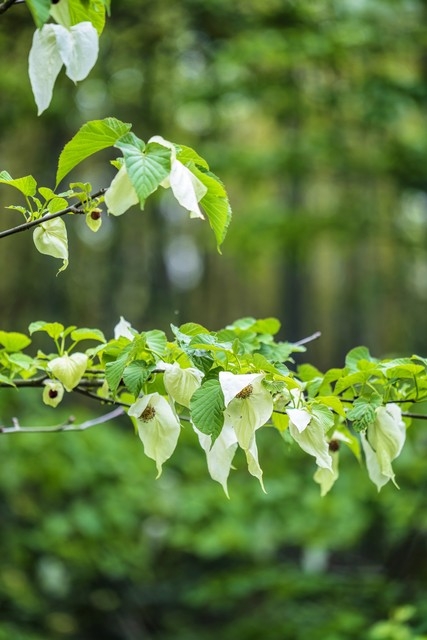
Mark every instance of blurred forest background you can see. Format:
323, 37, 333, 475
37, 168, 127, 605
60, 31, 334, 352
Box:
2, 0, 427, 638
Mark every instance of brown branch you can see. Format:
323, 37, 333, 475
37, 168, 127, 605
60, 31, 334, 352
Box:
0, 0, 20, 15
0, 189, 106, 240
0, 406, 125, 434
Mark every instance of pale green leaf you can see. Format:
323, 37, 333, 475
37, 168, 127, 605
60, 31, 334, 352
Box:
56, 118, 132, 185
28, 321, 64, 339
345, 346, 374, 371
48, 352, 88, 391
0, 331, 31, 352
70, 328, 106, 343
0, 171, 37, 197
33, 217, 69, 272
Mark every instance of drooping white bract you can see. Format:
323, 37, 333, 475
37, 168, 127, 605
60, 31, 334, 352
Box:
149, 136, 207, 219
104, 166, 139, 216
313, 451, 339, 497
33, 217, 69, 273
161, 362, 204, 408
220, 372, 273, 449
287, 407, 333, 471
361, 403, 406, 491
219, 372, 273, 489
29, 22, 99, 115
128, 393, 181, 478
114, 316, 136, 341
47, 353, 88, 392
312, 430, 351, 496
194, 422, 238, 497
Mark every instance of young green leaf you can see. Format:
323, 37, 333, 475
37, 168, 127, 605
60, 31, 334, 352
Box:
56, 118, 132, 185
70, 328, 106, 343
28, 321, 64, 340
0, 332, 31, 352
0, 171, 37, 197
48, 353, 88, 391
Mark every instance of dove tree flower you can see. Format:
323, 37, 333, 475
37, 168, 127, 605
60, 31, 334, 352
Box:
287, 406, 334, 472
104, 136, 207, 218
361, 403, 406, 491
219, 371, 273, 489
128, 393, 181, 478
195, 422, 238, 498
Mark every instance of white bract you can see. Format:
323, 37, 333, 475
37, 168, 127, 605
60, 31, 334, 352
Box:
287, 407, 333, 471
128, 393, 181, 478
47, 353, 88, 392
33, 217, 69, 272
161, 362, 204, 408
29, 22, 99, 115
150, 136, 207, 219
219, 372, 273, 488
195, 422, 238, 498
114, 316, 136, 341
104, 166, 139, 216
361, 403, 406, 491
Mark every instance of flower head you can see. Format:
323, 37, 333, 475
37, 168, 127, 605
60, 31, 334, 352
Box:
361, 403, 406, 491
128, 393, 181, 478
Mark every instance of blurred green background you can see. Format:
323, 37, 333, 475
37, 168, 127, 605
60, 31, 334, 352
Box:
2, 0, 427, 638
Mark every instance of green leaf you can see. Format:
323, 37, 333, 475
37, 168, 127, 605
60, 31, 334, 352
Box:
0, 331, 31, 352
314, 395, 347, 418
105, 348, 131, 394
69, 0, 106, 34
28, 321, 64, 340
25, 0, 51, 28
345, 346, 374, 372
0, 171, 37, 197
145, 330, 167, 358
70, 328, 106, 343
191, 166, 232, 250
176, 144, 210, 170
123, 361, 153, 396
346, 396, 381, 433
190, 378, 225, 443
56, 118, 132, 185
6, 353, 35, 371
116, 140, 171, 206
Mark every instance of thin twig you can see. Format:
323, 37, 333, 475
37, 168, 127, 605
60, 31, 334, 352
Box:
402, 411, 427, 420
0, 406, 125, 434
294, 331, 322, 347
0, 189, 106, 240
0, 0, 19, 15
